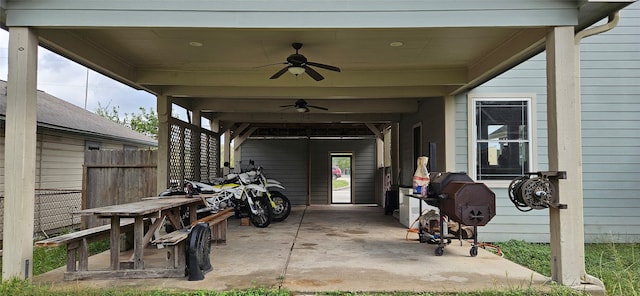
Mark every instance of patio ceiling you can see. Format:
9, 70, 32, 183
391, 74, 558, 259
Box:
4, 1, 631, 134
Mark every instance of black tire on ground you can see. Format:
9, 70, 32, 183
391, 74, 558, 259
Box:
269, 191, 291, 222
186, 222, 212, 280
249, 197, 273, 228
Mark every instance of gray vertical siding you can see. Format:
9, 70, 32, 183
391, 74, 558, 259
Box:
399, 99, 447, 186
241, 138, 377, 205
463, 3, 640, 243
238, 139, 309, 205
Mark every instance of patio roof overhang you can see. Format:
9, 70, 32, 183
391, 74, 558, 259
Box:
0, 1, 632, 134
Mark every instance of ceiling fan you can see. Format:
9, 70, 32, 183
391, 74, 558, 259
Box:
280, 99, 328, 113
268, 42, 341, 81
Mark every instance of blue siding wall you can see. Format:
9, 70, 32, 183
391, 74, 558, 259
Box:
463, 3, 640, 243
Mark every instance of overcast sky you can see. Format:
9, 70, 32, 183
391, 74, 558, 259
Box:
0, 30, 157, 117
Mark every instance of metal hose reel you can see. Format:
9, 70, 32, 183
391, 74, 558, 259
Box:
508, 172, 566, 212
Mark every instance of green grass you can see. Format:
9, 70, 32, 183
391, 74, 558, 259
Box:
332, 179, 348, 189
1, 236, 111, 276
494, 240, 640, 296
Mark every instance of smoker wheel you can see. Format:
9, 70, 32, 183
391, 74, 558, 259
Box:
470, 246, 478, 257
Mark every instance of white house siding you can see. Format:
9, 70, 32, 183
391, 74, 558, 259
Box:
36, 133, 86, 189
1, 129, 154, 238
460, 3, 640, 243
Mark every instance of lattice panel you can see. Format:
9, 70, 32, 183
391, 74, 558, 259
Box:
169, 124, 183, 187
183, 127, 197, 181
200, 132, 220, 182
168, 118, 220, 186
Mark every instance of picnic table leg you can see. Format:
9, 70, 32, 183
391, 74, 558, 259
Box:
110, 216, 121, 270
133, 216, 145, 269
189, 205, 197, 224
78, 238, 89, 271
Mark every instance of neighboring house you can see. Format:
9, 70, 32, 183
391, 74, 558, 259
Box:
0, 79, 157, 241
458, 3, 640, 243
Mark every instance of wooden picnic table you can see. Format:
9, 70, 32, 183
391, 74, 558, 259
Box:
72, 195, 204, 279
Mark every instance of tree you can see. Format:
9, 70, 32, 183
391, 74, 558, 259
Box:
95, 102, 158, 139
129, 107, 159, 139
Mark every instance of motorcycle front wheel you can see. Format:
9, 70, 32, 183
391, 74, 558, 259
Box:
249, 197, 273, 228
270, 191, 291, 222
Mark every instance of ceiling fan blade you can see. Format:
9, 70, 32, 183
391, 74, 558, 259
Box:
254, 62, 287, 69
279, 104, 295, 108
270, 66, 289, 79
307, 62, 341, 72
308, 105, 329, 111
303, 65, 324, 81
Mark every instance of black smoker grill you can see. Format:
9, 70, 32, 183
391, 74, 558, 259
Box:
417, 172, 496, 256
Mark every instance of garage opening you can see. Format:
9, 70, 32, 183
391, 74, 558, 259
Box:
331, 153, 352, 204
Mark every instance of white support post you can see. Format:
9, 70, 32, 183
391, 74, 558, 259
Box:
2, 27, 38, 281
223, 130, 231, 175
157, 95, 171, 194
192, 109, 202, 181
546, 26, 587, 287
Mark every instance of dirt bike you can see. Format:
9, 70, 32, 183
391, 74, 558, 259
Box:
160, 173, 273, 228
216, 160, 291, 222
189, 172, 273, 228
243, 162, 291, 222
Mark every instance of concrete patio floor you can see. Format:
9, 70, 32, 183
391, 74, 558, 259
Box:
34, 205, 554, 294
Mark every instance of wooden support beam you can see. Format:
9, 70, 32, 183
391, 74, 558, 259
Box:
233, 127, 257, 149
2, 27, 38, 281
365, 123, 383, 140
157, 95, 171, 194
546, 26, 587, 287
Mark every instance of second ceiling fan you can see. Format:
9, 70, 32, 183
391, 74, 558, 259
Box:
280, 99, 328, 113
269, 42, 341, 81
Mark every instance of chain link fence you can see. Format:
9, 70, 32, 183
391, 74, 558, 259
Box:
0, 189, 82, 244
34, 189, 82, 237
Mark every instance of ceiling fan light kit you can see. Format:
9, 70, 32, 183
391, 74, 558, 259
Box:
288, 66, 306, 75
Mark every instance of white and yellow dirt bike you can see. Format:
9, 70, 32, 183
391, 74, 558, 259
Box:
160, 172, 273, 228
189, 172, 273, 228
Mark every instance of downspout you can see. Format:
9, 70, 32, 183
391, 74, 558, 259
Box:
573, 10, 620, 289
575, 12, 620, 42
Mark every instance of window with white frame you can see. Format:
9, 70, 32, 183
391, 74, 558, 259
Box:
471, 96, 532, 181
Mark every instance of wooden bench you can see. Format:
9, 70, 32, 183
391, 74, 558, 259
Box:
151, 229, 190, 270
202, 208, 235, 244
35, 219, 136, 274
151, 208, 235, 271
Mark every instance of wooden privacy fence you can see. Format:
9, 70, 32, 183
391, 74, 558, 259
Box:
83, 149, 157, 228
